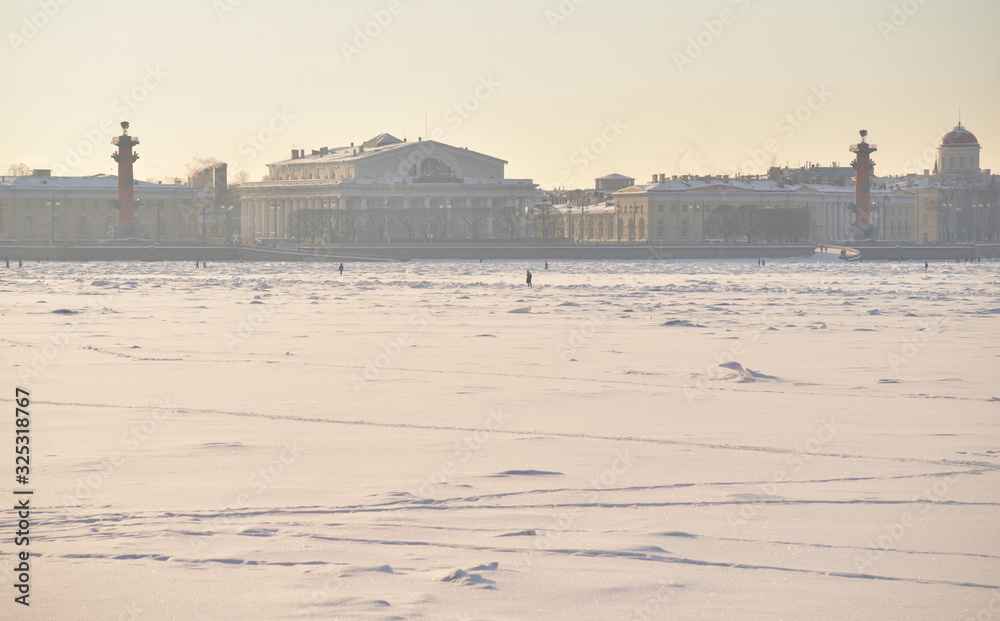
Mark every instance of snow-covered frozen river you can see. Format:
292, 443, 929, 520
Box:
2, 257, 998, 619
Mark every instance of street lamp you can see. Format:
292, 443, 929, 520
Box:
270, 201, 279, 239
50, 196, 56, 242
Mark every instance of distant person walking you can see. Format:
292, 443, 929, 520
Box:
18, 260, 22, 267
925, 261, 928, 270
4, 258, 8, 268
544, 261, 548, 270
526, 270, 532, 287
338, 263, 344, 275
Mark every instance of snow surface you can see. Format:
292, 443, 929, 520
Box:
1, 257, 998, 620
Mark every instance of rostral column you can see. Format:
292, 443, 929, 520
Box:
111, 121, 139, 238
849, 129, 877, 239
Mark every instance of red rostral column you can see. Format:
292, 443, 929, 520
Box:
849, 129, 877, 235
111, 121, 139, 238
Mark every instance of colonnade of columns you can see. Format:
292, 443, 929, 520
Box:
239, 195, 533, 241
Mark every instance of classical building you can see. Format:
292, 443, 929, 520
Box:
0, 170, 201, 242
937, 121, 982, 176
237, 133, 536, 242
595, 173, 634, 193
612, 176, 926, 244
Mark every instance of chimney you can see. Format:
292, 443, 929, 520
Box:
31, 169, 51, 177
291, 150, 298, 160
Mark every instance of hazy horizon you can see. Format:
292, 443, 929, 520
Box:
3, 0, 998, 188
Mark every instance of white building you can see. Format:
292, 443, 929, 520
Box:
0, 170, 200, 242
238, 133, 537, 242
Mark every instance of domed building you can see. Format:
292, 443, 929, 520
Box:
937, 121, 981, 176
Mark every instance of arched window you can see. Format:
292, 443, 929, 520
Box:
104, 217, 116, 235
158, 217, 167, 238
656, 220, 665, 238
76, 217, 89, 237
52, 216, 64, 239
637, 218, 644, 239
681, 219, 690, 238
21, 217, 35, 239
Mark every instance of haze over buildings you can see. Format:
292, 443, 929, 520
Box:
2, 0, 998, 187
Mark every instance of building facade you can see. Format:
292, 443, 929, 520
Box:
238, 134, 537, 243
0, 171, 201, 242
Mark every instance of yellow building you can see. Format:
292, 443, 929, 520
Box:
0, 170, 202, 242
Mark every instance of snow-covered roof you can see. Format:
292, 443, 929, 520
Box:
270, 135, 506, 166
0, 174, 192, 192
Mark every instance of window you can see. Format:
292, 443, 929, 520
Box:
158, 218, 167, 238
949, 157, 954, 169
656, 220, 665, 237
93, 199, 100, 211
681, 220, 690, 238
960, 157, 965, 168
22, 218, 35, 238
25, 198, 32, 210
658, 205, 663, 212
76, 217, 88, 237
671, 205, 677, 213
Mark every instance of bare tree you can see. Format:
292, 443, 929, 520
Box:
231, 170, 250, 186
736, 204, 762, 241
460, 207, 490, 242
7, 162, 31, 176
493, 203, 520, 240
532, 203, 559, 242
364, 209, 393, 243
705, 205, 738, 241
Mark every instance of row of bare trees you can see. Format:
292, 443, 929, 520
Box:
287, 205, 523, 243
935, 175, 1000, 242
705, 205, 812, 242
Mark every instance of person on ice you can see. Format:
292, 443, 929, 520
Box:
526, 270, 532, 287
544, 261, 548, 270
338, 263, 344, 275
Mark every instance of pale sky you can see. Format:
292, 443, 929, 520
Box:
3, 0, 998, 189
